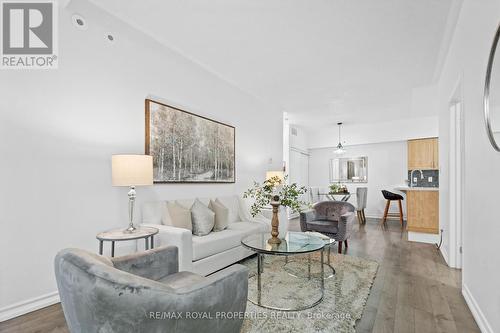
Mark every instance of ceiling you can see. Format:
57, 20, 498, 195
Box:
89, 0, 457, 129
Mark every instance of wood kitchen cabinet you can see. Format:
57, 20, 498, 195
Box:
406, 190, 439, 234
408, 138, 439, 170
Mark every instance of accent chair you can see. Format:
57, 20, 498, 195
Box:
299, 201, 356, 253
54, 246, 248, 333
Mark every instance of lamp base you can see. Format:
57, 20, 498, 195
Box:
125, 225, 137, 233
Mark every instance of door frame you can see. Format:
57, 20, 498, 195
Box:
448, 78, 464, 269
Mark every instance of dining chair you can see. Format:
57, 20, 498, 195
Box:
356, 187, 368, 224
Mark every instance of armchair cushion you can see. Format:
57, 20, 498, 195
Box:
158, 271, 205, 290
306, 220, 339, 234
111, 246, 178, 281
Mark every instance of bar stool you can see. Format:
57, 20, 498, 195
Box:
381, 190, 404, 226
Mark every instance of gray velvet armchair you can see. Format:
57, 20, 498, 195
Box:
55, 246, 248, 333
300, 201, 356, 253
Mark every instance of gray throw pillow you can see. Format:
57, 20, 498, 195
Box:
209, 199, 230, 231
166, 201, 193, 231
191, 199, 215, 236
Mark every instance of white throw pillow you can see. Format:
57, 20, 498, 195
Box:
209, 199, 230, 231
165, 201, 192, 231
216, 196, 240, 223
191, 199, 215, 236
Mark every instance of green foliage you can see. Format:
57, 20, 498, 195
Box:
243, 175, 309, 217
329, 183, 347, 194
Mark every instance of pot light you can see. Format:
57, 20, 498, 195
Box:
71, 14, 87, 30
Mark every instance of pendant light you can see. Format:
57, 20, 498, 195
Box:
335, 122, 346, 154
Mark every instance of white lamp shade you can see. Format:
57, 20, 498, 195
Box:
266, 171, 285, 182
112, 155, 153, 186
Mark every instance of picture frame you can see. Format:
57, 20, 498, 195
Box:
145, 99, 235, 183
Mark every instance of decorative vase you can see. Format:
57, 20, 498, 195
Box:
268, 195, 282, 244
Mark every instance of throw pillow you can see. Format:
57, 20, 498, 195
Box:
209, 199, 230, 231
215, 196, 240, 223
191, 199, 215, 236
166, 201, 192, 231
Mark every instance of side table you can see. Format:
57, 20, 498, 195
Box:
96, 226, 159, 257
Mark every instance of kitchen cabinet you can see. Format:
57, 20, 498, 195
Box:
406, 190, 439, 234
408, 138, 439, 170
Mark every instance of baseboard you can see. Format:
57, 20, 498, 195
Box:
407, 231, 439, 244
462, 284, 494, 333
0, 291, 60, 322
439, 245, 450, 266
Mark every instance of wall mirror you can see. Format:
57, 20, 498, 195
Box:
484, 23, 500, 151
329, 156, 368, 183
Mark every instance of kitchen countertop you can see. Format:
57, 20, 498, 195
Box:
394, 185, 439, 192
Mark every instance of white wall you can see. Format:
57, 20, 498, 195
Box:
289, 125, 308, 152
0, 0, 282, 319
308, 116, 438, 149
308, 141, 408, 218
434, 0, 500, 331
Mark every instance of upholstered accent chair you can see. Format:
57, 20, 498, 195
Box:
55, 246, 248, 333
299, 201, 356, 253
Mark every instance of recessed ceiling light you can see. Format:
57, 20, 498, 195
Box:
71, 14, 87, 30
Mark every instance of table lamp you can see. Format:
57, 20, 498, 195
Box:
112, 155, 153, 233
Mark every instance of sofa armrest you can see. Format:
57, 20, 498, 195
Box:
111, 246, 178, 281
141, 223, 193, 272
337, 212, 355, 240
299, 209, 316, 231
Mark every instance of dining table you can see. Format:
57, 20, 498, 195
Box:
318, 192, 352, 202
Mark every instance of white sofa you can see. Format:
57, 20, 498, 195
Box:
141, 195, 289, 276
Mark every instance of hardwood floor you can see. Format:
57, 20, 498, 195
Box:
0, 218, 480, 333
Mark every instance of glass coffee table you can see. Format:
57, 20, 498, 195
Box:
241, 232, 326, 311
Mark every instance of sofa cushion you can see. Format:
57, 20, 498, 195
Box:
165, 201, 192, 231
215, 196, 240, 224
192, 222, 265, 261
209, 200, 230, 231
191, 199, 215, 236
306, 220, 339, 234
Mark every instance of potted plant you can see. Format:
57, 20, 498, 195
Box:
243, 175, 309, 244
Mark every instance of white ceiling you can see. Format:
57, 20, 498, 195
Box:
89, 0, 456, 129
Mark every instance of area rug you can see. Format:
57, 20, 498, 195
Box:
239, 253, 378, 333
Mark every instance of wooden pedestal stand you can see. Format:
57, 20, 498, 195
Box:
268, 195, 282, 244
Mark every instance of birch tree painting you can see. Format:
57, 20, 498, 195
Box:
145, 99, 235, 183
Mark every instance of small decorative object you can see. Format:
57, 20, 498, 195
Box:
112, 155, 153, 232
329, 183, 348, 194
244, 172, 308, 244
145, 99, 235, 183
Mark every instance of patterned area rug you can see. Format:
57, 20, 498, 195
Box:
240, 253, 378, 333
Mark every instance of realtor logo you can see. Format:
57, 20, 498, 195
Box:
1, 0, 58, 69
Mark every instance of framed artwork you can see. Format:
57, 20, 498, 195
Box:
145, 99, 235, 183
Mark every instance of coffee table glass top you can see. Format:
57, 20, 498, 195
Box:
241, 232, 325, 255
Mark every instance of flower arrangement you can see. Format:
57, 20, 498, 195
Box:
329, 183, 348, 194
243, 175, 309, 217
